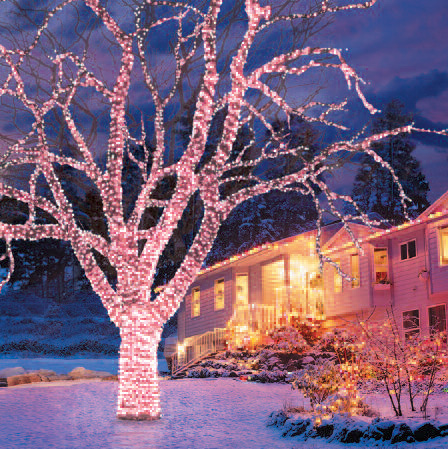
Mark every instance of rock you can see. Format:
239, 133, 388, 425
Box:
316, 424, 334, 438
366, 419, 395, 441
0, 377, 7, 387
228, 371, 238, 378
439, 424, 448, 436
68, 367, 112, 379
48, 375, 73, 382
342, 428, 364, 444
267, 410, 288, 427
101, 375, 118, 381
26, 373, 42, 383
0, 367, 26, 378
413, 423, 440, 441
391, 423, 414, 444
31, 369, 57, 377
7, 374, 32, 386
285, 418, 313, 437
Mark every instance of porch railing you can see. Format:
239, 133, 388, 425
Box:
172, 327, 227, 374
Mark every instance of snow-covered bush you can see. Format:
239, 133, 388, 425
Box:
267, 327, 310, 353
291, 358, 363, 420
359, 308, 448, 418
291, 320, 322, 346
315, 328, 360, 363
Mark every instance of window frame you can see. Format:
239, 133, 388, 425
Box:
191, 286, 200, 318
373, 247, 389, 284
402, 309, 420, 341
428, 304, 447, 334
214, 278, 225, 311
438, 226, 448, 266
350, 253, 360, 289
333, 259, 342, 294
399, 239, 417, 262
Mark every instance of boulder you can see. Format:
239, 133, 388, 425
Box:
284, 418, 313, 437
7, 374, 32, 386
316, 424, 334, 438
0, 367, 26, 378
68, 367, 112, 379
25, 373, 42, 383
391, 423, 414, 444
267, 410, 289, 427
48, 375, 73, 382
366, 419, 395, 441
32, 369, 57, 377
342, 428, 364, 444
101, 375, 118, 381
413, 423, 440, 441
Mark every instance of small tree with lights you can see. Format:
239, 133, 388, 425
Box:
0, 0, 445, 420
359, 308, 448, 417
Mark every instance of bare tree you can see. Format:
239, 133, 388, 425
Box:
0, 0, 444, 420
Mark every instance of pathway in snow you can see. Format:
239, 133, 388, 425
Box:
0, 378, 447, 449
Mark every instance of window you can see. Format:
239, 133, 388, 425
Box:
214, 279, 225, 310
373, 248, 389, 283
351, 254, 360, 288
429, 304, 446, 334
191, 287, 200, 317
400, 240, 416, 261
235, 274, 249, 306
439, 226, 448, 266
333, 259, 342, 293
403, 309, 420, 340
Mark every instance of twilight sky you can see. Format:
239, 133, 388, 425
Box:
0, 0, 446, 205
317, 0, 448, 203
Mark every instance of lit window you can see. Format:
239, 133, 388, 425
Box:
214, 278, 225, 310
191, 287, 200, 317
373, 248, 389, 283
439, 227, 448, 266
351, 254, 360, 288
333, 259, 342, 293
403, 309, 420, 340
400, 240, 416, 261
429, 304, 446, 334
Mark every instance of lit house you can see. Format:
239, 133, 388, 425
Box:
170, 190, 448, 371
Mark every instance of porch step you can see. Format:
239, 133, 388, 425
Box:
171, 350, 217, 378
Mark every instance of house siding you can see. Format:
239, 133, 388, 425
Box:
324, 247, 371, 318
428, 219, 448, 295
389, 228, 429, 330
184, 268, 233, 339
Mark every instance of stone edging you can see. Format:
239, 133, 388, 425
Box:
267, 410, 448, 444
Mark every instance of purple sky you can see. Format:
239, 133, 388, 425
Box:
319, 0, 448, 203
0, 0, 446, 205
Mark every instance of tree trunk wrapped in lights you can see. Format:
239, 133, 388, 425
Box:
0, 0, 445, 420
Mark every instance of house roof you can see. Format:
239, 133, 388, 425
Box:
322, 222, 379, 253
418, 189, 448, 220
323, 189, 448, 255
193, 188, 448, 276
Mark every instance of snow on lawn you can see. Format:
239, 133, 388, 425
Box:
0, 378, 448, 449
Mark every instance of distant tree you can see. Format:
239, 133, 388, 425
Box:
351, 100, 430, 225
207, 115, 319, 264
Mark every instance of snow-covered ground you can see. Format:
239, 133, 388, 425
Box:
1, 378, 448, 449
